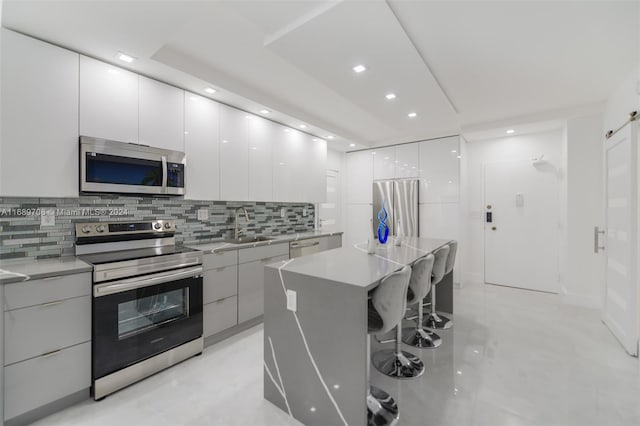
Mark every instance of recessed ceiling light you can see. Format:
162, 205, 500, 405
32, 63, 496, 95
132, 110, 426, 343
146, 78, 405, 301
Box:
371, 151, 377, 155
251, 147, 257, 150
117, 52, 135, 63
385, 93, 396, 100
204, 87, 216, 94
184, 131, 189, 135
327, 135, 335, 140
349, 143, 356, 147
313, 138, 323, 142
279, 162, 286, 166
451, 150, 457, 153
408, 112, 417, 118
352, 64, 366, 73
457, 155, 462, 159
245, 115, 252, 119
222, 140, 228, 144
299, 124, 307, 129
259, 109, 270, 114
506, 129, 515, 134
189, 96, 198, 101
283, 128, 290, 133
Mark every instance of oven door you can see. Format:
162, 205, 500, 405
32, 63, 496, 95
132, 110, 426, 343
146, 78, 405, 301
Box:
92, 266, 203, 380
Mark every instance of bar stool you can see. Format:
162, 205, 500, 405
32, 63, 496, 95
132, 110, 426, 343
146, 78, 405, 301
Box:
370, 266, 425, 379
367, 266, 412, 425
425, 243, 453, 330
401, 254, 442, 349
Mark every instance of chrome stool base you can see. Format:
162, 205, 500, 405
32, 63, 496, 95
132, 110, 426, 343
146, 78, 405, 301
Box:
372, 349, 425, 379
367, 385, 399, 426
425, 312, 452, 330
401, 327, 442, 349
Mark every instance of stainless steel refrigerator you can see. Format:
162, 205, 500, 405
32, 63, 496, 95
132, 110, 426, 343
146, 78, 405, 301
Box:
372, 180, 419, 241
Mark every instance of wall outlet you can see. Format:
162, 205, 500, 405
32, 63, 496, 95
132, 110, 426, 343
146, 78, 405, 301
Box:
197, 208, 209, 221
286, 289, 297, 312
280, 207, 286, 218
41, 209, 55, 227
303, 208, 308, 217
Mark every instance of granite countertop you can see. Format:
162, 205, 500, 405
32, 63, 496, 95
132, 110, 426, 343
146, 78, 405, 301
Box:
185, 230, 344, 254
267, 236, 452, 290
0, 257, 93, 285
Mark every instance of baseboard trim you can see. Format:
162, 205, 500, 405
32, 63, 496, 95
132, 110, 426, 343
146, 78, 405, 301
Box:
560, 285, 601, 308
204, 316, 264, 348
5, 389, 89, 426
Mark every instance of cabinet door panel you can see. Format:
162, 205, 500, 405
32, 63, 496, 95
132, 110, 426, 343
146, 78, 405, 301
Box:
238, 254, 288, 322
395, 143, 419, 178
1, 30, 79, 197
79, 56, 138, 143
346, 151, 374, 204
139, 76, 184, 151
304, 137, 327, 203
185, 94, 220, 200
419, 136, 460, 203
220, 105, 249, 201
273, 128, 305, 202
373, 146, 395, 180
203, 265, 237, 304
4, 342, 90, 421
203, 296, 238, 338
248, 116, 275, 201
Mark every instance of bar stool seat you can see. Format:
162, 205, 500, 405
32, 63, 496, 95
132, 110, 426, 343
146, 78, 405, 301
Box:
370, 266, 424, 379
425, 242, 455, 330
402, 254, 442, 349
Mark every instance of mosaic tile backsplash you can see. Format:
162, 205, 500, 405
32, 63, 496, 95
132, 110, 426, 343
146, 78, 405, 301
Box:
0, 196, 315, 260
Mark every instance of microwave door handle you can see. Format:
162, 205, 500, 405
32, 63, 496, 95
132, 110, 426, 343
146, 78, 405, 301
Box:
161, 155, 168, 194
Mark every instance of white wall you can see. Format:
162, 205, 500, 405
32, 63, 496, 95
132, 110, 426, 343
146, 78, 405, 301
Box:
563, 115, 605, 307
603, 66, 640, 134
463, 129, 564, 285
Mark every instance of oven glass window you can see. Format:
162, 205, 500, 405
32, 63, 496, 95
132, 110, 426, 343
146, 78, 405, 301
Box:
86, 152, 163, 186
118, 288, 189, 339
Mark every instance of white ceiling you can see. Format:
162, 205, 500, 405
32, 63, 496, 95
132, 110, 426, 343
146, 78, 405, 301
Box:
2, 0, 638, 151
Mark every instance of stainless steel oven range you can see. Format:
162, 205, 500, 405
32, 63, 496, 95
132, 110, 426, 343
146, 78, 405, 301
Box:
75, 220, 203, 400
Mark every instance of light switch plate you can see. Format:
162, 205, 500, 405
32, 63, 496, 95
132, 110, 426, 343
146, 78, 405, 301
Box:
197, 208, 209, 221
281, 207, 286, 218
286, 289, 297, 312
41, 209, 55, 227
302, 208, 308, 217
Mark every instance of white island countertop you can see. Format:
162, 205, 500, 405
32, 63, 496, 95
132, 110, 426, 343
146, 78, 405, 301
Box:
270, 236, 451, 290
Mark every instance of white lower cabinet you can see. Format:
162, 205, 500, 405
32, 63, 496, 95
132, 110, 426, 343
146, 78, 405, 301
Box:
3, 272, 91, 422
203, 296, 238, 338
4, 342, 90, 421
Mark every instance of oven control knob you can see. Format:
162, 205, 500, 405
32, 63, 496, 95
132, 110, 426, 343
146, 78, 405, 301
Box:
164, 222, 172, 229
96, 225, 106, 233
154, 222, 162, 230
81, 225, 92, 234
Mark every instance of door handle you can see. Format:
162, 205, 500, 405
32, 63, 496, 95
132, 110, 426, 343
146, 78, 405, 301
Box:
491, 226, 497, 231
594, 226, 605, 253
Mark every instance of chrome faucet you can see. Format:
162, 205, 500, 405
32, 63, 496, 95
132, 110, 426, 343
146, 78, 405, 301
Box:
234, 207, 250, 240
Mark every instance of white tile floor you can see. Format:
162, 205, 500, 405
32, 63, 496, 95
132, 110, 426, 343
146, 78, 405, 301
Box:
34, 284, 640, 426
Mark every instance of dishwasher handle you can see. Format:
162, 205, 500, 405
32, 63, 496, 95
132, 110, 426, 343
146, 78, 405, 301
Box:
290, 241, 320, 249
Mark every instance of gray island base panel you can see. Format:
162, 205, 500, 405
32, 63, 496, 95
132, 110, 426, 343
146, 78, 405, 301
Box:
263, 237, 452, 426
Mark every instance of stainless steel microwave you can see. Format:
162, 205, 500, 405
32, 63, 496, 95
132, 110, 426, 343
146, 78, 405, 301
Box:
80, 136, 186, 196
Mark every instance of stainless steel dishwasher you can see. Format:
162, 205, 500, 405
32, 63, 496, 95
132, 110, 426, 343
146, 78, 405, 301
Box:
289, 238, 323, 258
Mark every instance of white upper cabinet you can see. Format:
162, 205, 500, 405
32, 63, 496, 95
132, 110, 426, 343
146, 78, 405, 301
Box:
373, 146, 395, 180
273, 128, 305, 202
248, 117, 275, 201
184, 94, 220, 200
419, 136, 460, 203
219, 105, 249, 201
1, 29, 79, 197
395, 143, 420, 178
346, 151, 374, 204
139, 76, 184, 152
303, 137, 327, 203
79, 56, 138, 143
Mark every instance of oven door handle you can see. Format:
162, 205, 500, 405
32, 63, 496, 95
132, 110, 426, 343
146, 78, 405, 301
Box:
93, 266, 203, 297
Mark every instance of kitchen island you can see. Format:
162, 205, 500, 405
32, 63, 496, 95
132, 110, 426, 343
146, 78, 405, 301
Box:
263, 237, 453, 426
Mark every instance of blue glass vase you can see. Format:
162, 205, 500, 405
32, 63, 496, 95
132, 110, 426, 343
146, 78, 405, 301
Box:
377, 202, 389, 244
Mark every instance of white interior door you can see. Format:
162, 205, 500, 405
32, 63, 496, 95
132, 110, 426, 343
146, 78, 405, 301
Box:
602, 122, 639, 356
318, 170, 340, 232
484, 160, 560, 293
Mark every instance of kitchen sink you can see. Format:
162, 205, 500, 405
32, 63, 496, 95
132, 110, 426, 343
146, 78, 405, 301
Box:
223, 236, 274, 244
